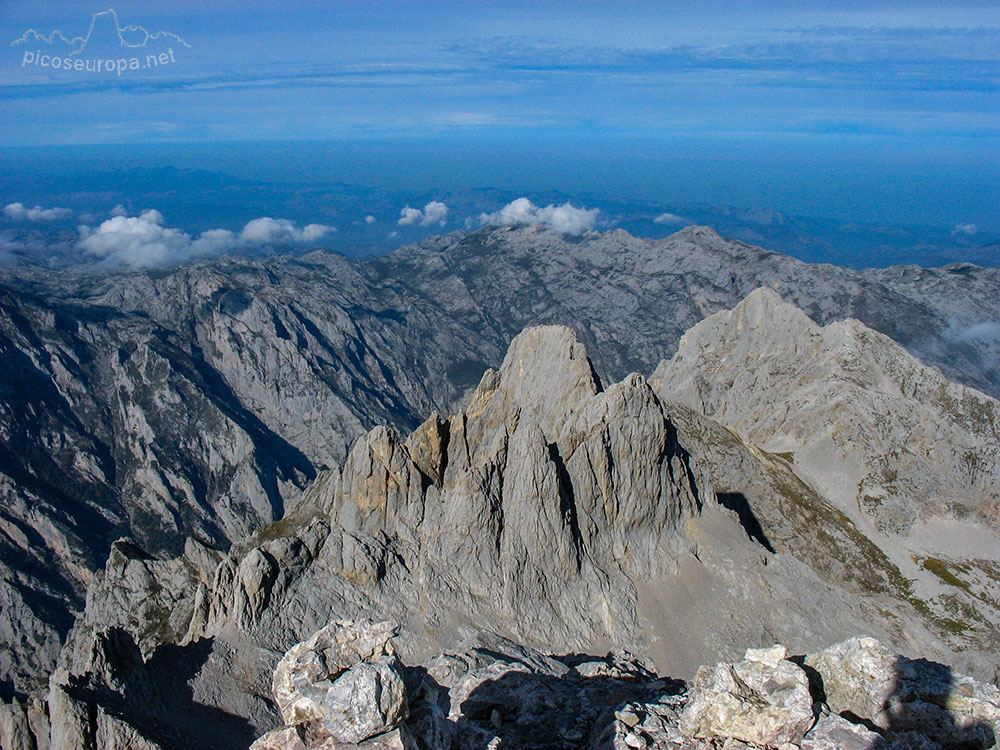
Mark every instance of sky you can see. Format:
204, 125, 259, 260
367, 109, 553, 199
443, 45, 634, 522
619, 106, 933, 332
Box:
0, 1, 997, 267
1, 1, 997, 144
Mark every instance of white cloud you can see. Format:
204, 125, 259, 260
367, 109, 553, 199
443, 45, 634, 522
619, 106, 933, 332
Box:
238, 217, 336, 244
398, 207, 422, 226
422, 201, 448, 226
955, 321, 1000, 343
76, 209, 337, 268
193, 228, 238, 254
477, 197, 599, 236
653, 212, 687, 225
365, 215, 376, 224
138, 208, 165, 225
952, 223, 978, 236
78, 214, 209, 268
111, 204, 128, 217
3, 202, 73, 222
398, 201, 449, 227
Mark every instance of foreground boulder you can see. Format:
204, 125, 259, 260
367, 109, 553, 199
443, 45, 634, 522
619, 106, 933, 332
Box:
806, 636, 1000, 749
799, 714, 887, 750
679, 645, 815, 746
253, 620, 410, 749
251, 626, 1000, 750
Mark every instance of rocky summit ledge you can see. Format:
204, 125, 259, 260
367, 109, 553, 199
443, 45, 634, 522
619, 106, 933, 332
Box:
250, 620, 1000, 750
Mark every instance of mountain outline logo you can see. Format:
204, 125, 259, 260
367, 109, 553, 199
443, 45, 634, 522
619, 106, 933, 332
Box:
9, 8, 190, 54
11, 8, 190, 76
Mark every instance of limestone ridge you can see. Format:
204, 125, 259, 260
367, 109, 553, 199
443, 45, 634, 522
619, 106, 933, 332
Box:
652, 286, 1000, 662
654, 286, 1000, 537
25, 316, 1000, 747
200, 325, 705, 658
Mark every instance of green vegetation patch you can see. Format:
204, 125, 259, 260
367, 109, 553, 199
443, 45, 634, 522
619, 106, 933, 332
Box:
920, 556, 972, 593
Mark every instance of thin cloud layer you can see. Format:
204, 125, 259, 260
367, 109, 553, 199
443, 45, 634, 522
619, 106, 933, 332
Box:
76, 209, 337, 268
955, 321, 1000, 343
3, 202, 74, 222
478, 198, 599, 236
398, 201, 449, 227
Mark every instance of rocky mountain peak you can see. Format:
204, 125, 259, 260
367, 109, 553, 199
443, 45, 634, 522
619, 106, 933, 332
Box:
671, 286, 820, 363
668, 225, 725, 243
730, 285, 799, 323
654, 289, 1000, 655
466, 324, 602, 441
655, 288, 1000, 517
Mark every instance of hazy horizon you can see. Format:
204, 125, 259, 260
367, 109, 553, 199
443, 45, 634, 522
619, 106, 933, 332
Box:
1, 1, 997, 267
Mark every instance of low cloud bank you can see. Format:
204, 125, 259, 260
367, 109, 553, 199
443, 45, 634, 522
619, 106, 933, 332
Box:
398, 201, 449, 227
653, 212, 687, 225
477, 198, 598, 236
240, 217, 335, 244
952, 320, 1000, 343
4, 202, 74, 222
76, 208, 336, 268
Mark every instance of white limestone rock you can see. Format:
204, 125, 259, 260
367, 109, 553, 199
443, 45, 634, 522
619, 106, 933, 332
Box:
679, 644, 815, 746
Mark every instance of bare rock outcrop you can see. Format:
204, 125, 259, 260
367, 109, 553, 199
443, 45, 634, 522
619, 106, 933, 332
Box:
806, 636, 1000, 749
679, 645, 814, 746
652, 287, 1000, 536
251, 627, 1000, 750
253, 620, 410, 750
652, 288, 1000, 663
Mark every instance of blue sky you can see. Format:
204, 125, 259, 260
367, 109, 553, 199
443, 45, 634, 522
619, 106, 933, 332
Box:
1, 0, 997, 144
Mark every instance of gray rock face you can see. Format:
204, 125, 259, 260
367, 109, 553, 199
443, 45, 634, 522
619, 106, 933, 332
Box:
25, 319, 994, 747
652, 288, 1000, 662
0, 699, 36, 750
188, 325, 704, 671
0, 252, 504, 693
2, 225, 999, 695
653, 287, 1000, 535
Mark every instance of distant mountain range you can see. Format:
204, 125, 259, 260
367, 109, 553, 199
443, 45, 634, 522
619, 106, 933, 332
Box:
2, 168, 996, 269
0, 225, 997, 722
